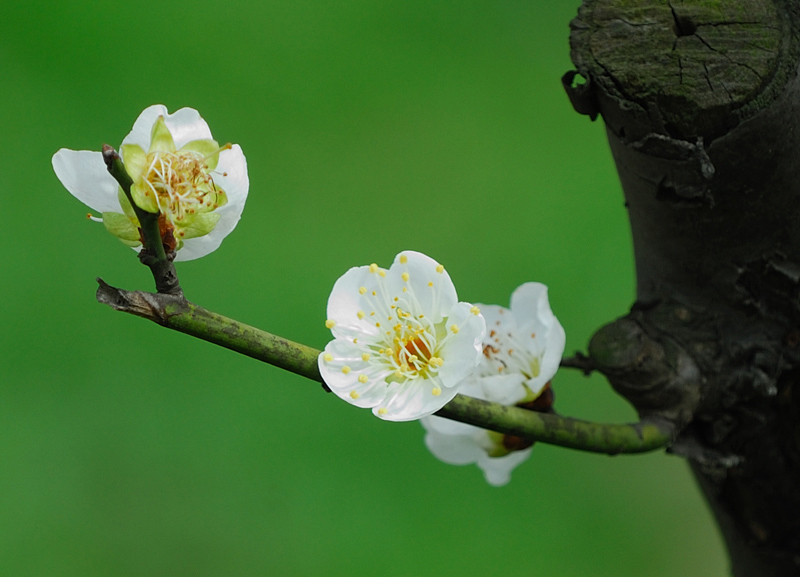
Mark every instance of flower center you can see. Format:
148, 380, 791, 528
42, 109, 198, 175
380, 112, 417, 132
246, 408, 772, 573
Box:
143, 148, 228, 230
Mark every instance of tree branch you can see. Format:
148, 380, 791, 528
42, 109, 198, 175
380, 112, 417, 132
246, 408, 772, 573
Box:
102, 145, 182, 296
95, 279, 675, 455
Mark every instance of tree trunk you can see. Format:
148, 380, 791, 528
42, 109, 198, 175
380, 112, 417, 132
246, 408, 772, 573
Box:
566, 1, 800, 575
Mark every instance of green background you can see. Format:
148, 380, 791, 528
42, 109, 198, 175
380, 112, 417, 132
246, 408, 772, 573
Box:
1, 1, 728, 575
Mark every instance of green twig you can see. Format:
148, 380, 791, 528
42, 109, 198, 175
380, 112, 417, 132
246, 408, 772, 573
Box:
95, 280, 676, 455
102, 145, 181, 295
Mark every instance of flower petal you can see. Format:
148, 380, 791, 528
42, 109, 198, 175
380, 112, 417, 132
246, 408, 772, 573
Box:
52, 149, 121, 214
385, 251, 457, 321
174, 144, 249, 262
511, 282, 565, 391
423, 422, 485, 465
477, 447, 533, 487
325, 265, 383, 340
120, 104, 169, 150
421, 414, 478, 437
373, 376, 459, 422
120, 105, 213, 151
436, 302, 486, 388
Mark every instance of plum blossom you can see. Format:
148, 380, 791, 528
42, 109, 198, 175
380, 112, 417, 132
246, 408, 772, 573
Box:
319, 251, 486, 422
421, 282, 565, 486
52, 105, 248, 261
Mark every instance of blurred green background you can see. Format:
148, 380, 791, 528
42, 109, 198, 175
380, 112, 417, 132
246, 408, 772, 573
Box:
0, 1, 727, 575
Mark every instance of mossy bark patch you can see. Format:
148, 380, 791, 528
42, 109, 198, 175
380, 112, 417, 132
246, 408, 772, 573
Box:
572, 0, 782, 139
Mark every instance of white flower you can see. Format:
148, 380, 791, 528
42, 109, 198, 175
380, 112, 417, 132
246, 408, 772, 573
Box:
319, 251, 486, 422
421, 282, 565, 486
52, 104, 248, 261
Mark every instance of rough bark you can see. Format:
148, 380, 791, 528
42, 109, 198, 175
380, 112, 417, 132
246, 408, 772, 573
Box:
566, 1, 800, 575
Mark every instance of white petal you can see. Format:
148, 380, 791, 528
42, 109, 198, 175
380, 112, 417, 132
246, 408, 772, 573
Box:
421, 414, 478, 437
214, 144, 249, 210
477, 373, 528, 405
163, 107, 213, 149
326, 265, 382, 339
477, 447, 532, 486
423, 425, 484, 465
511, 282, 565, 390
387, 251, 458, 320
374, 377, 459, 422
436, 302, 486, 388
510, 282, 554, 328
52, 149, 121, 214
478, 303, 517, 336
120, 104, 169, 150
120, 105, 214, 152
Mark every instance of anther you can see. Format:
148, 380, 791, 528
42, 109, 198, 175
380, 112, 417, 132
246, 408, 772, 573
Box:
342, 366, 351, 374
323, 353, 333, 362
399, 254, 408, 264
325, 319, 336, 329
357, 374, 368, 384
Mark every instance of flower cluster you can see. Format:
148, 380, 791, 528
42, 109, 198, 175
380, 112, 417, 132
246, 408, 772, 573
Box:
52, 105, 248, 261
318, 251, 486, 421
421, 282, 565, 485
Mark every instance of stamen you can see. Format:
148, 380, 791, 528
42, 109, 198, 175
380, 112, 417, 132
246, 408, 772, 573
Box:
202, 143, 232, 162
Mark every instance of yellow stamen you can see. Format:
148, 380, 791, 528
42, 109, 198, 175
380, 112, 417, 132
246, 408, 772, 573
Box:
357, 374, 368, 384
342, 366, 351, 374
325, 319, 336, 329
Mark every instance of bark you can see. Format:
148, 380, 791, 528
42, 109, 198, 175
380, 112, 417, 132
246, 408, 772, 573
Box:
566, 1, 800, 575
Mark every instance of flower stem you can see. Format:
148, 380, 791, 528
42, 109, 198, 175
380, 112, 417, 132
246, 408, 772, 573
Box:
102, 145, 182, 296
95, 280, 675, 454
